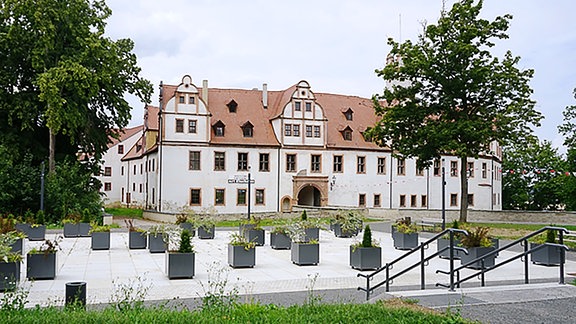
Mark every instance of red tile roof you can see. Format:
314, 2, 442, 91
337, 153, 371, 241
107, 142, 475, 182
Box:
108, 125, 143, 148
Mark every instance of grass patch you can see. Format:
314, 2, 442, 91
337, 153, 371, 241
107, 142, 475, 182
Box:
105, 208, 143, 218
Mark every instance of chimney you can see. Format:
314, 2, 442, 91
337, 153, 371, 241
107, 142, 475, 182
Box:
262, 83, 268, 109
202, 80, 208, 106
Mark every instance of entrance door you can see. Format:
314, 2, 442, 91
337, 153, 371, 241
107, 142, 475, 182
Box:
297, 185, 321, 207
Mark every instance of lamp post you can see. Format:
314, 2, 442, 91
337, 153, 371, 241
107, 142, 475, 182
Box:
247, 166, 251, 220
441, 158, 446, 230
40, 161, 45, 211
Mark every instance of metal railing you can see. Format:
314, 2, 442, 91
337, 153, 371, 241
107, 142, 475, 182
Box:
357, 228, 468, 300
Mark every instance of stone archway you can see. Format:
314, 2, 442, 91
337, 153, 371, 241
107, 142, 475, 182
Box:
292, 174, 329, 207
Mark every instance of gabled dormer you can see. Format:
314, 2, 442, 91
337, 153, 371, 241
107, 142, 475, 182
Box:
227, 99, 238, 113
241, 121, 253, 138
340, 126, 353, 141
212, 120, 226, 137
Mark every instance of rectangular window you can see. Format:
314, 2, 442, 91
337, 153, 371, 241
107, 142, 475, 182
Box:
176, 119, 184, 133
450, 161, 458, 177
293, 125, 300, 137
121, 166, 124, 176
467, 193, 474, 206
284, 124, 292, 136
237, 189, 247, 205
215, 126, 224, 137
214, 152, 225, 171
215, 189, 225, 205
306, 125, 312, 137
397, 159, 405, 175
467, 162, 475, 178
133, 165, 136, 175
286, 154, 296, 172
333, 155, 343, 173
132, 183, 136, 191
343, 130, 352, 141
482, 162, 487, 179
311, 154, 321, 172
118, 145, 124, 155
374, 194, 381, 207
243, 127, 253, 137
421, 195, 428, 207
190, 189, 201, 205
104, 167, 112, 177
189, 96, 195, 104
433, 159, 441, 176
238, 152, 248, 171
188, 120, 197, 133
314, 126, 321, 137
139, 183, 143, 193
357, 156, 366, 173
189, 151, 201, 170
399, 195, 406, 207
179, 95, 185, 103
259, 153, 269, 172
359, 194, 366, 207
377, 157, 386, 174
255, 189, 265, 205
140, 164, 143, 174
305, 102, 312, 112
450, 193, 458, 206
104, 182, 111, 191
294, 101, 301, 111
410, 195, 417, 207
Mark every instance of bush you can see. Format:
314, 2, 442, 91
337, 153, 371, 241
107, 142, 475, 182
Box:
179, 230, 194, 253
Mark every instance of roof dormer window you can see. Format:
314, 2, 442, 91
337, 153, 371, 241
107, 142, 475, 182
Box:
242, 122, 254, 138
227, 100, 238, 113
341, 126, 353, 141
344, 108, 353, 121
213, 121, 225, 137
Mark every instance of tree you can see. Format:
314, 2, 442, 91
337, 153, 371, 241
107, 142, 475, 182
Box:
558, 88, 576, 210
367, 0, 542, 222
0, 0, 152, 172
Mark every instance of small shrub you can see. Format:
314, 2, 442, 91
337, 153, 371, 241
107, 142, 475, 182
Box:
362, 225, 373, 248
460, 227, 492, 248
301, 210, 308, 221
178, 230, 194, 253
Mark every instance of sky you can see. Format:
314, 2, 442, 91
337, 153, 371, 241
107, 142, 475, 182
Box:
104, 0, 576, 150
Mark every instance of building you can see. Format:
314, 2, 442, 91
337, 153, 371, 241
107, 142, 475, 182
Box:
98, 75, 502, 214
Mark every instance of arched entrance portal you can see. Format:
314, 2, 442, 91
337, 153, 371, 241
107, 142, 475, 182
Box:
297, 185, 321, 206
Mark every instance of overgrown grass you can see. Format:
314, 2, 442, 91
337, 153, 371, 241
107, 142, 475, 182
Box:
105, 208, 143, 218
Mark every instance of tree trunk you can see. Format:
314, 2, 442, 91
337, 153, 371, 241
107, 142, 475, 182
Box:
459, 156, 469, 223
49, 129, 56, 174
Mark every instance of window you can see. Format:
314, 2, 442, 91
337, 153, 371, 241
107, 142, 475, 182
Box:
189, 96, 195, 104
213, 121, 225, 137
237, 152, 248, 171
237, 189, 247, 205
132, 183, 136, 191
189, 151, 201, 170
259, 153, 269, 172
255, 189, 265, 205
450, 161, 458, 177
377, 157, 386, 174
343, 129, 352, 141
357, 156, 366, 173
306, 125, 312, 137
344, 108, 353, 121
286, 154, 296, 172
227, 100, 238, 113
179, 95, 185, 103
333, 155, 343, 172
293, 125, 300, 137
416, 165, 425, 176
242, 124, 253, 137
176, 119, 184, 133
314, 126, 321, 137
118, 145, 124, 155
410, 195, 417, 207
214, 152, 225, 171
468, 193, 474, 206
397, 159, 405, 175
467, 162, 474, 178
359, 194, 366, 207
311, 154, 321, 172
104, 182, 111, 191
104, 167, 112, 177
421, 195, 428, 207
399, 195, 406, 207
121, 166, 124, 176
482, 162, 487, 179
294, 101, 301, 111
374, 194, 381, 207
433, 159, 441, 176
215, 189, 225, 205
139, 183, 143, 193
188, 120, 197, 133
284, 124, 292, 136
450, 193, 458, 206
190, 189, 201, 205
133, 165, 136, 175
305, 102, 312, 112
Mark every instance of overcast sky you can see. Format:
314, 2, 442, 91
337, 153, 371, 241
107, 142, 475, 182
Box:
105, 0, 576, 150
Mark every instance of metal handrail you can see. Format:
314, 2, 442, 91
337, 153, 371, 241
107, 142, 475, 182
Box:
358, 228, 468, 300
435, 226, 569, 289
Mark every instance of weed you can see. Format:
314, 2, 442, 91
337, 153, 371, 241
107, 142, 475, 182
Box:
109, 275, 152, 312
199, 262, 240, 312
305, 273, 322, 306
1, 280, 30, 311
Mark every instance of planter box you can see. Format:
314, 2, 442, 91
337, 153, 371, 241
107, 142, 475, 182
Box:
228, 244, 255, 268
9, 238, 24, 255
460, 246, 496, 269
148, 234, 167, 253
0, 262, 20, 292
350, 246, 381, 270
531, 243, 563, 266
197, 225, 215, 239
15, 223, 29, 235
27, 252, 56, 279
291, 242, 319, 266
244, 229, 265, 246
270, 232, 291, 250
304, 227, 320, 242
333, 223, 358, 238
392, 232, 419, 250
179, 223, 196, 236
165, 252, 195, 279
91, 232, 110, 250
239, 223, 256, 233
63, 223, 79, 237
129, 231, 147, 249
78, 223, 91, 237
18, 224, 46, 241
437, 238, 462, 259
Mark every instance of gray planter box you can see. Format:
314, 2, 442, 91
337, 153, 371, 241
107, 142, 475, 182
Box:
129, 231, 147, 249
0, 261, 20, 292
228, 244, 255, 268
165, 252, 195, 279
15, 223, 29, 235
197, 225, 215, 239
291, 242, 319, 265
531, 243, 563, 266
460, 246, 496, 269
21, 225, 46, 241
270, 232, 291, 250
78, 223, 91, 237
239, 223, 256, 233
27, 252, 56, 279
148, 234, 167, 253
304, 227, 320, 242
350, 246, 382, 270
244, 229, 265, 246
91, 232, 110, 250
333, 223, 358, 238
64, 223, 79, 237
437, 238, 462, 259
179, 223, 196, 236
393, 232, 419, 250
9, 238, 24, 255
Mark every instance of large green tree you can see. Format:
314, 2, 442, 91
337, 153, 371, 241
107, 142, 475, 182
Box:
558, 88, 576, 210
0, 0, 152, 172
367, 0, 542, 222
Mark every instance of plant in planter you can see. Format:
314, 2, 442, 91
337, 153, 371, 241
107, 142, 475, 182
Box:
175, 212, 196, 236
459, 227, 496, 269
391, 218, 419, 250
239, 215, 264, 246
90, 224, 111, 250
437, 220, 464, 259
297, 210, 321, 242
530, 229, 563, 266
27, 236, 62, 280
228, 233, 256, 268
62, 211, 81, 238
289, 226, 320, 266
125, 219, 147, 249
332, 210, 363, 238
350, 225, 381, 270
0, 216, 25, 255
147, 225, 169, 253
16, 210, 46, 241
270, 224, 292, 250
78, 208, 93, 237
0, 232, 24, 291
166, 229, 196, 279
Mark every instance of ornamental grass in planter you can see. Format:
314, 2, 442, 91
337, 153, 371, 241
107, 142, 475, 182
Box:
27, 236, 61, 280
175, 213, 196, 237
90, 225, 111, 250
166, 229, 195, 279
125, 219, 147, 249
0, 232, 23, 291
228, 233, 256, 268
350, 225, 381, 271
289, 226, 319, 266
332, 210, 363, 238
240, 216, 264, 246
531, 229, 563, 266
459, 227, 496, 269
0, 216, 25, 255
392, 218, 419, 250
270, 225, 292, 250
147, 225, 169, 253
437, 220, 464, 259
17, 210, 46, 241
